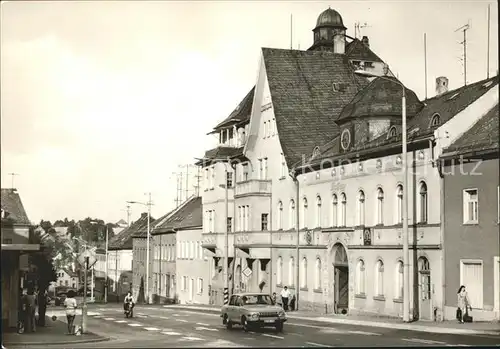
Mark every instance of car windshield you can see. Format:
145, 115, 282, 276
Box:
241, 295, 273, 305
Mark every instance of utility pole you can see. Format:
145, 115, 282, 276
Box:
487, 4, 490, 79
354, 22, 370, 39
456, 22, 470, 86
145, 192, 152, 304
122, 205, 131, 227
8, 173, 19, 189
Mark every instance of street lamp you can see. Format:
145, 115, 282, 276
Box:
127, 194, 153, 304
354, 69, 410, 323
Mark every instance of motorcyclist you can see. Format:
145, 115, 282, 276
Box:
124, 292, 135, 316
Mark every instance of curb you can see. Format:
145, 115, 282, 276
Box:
163, 305, 500, 336
4, 334, 111, 346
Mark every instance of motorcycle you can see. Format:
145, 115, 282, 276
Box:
124, 302, 134, 318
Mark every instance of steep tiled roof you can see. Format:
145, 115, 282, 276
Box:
262, 47, 369, 167
195, 146, 244, 166
408, 76, 499, 137
345, 39, 383, 63
211, 87, 255, 132
338, 76, 423, 121
152, 196, 202, 234
62, 267, 77, 278
109, 213, 155, 250
442, 103, 499, 156
0, 188, 31, 226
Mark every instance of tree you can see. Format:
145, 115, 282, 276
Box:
29, 226, 58, 327
138, 277, 145, 304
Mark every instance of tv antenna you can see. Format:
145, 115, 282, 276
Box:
354, 22, 370, 39
455, 21, 471, 86
8, 173, 19, 189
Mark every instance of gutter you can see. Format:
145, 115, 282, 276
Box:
439, 147, 499, 161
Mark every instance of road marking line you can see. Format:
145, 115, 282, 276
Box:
162, 331, 182, 335
128, 323, 143, 327
348, 330, 381, 336
158, 316, 170, 320
306, 342, 332, 347
115, 320, 127, 323
144, 327, 160, 331
262, 333, 284, 339
103, 317, 115, 321
195, 326, 218, 331
181, 336, 204, 341
176, 319, 188, 322
196, 322, 210, 326
136, 315, 147, 318
402, 338, 446, 345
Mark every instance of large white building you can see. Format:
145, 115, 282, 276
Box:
198, 7, 499, 321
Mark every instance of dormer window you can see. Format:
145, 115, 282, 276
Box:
364, 62, 374, 68
387, 126, 397, 139
312, 146, 321, 159
430, 113, 441, 127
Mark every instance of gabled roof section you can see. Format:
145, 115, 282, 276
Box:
61, 267, 77, 278
210, 87, 255, 133
152, 196, 202, 234
262, 47, 369, 168
1, 188, 31, 226
338, 76, 423, 122
345, 39, 383, 63
408, 75, 499, 137
441, 103, 499, 156
109, 213, 155, 250
195, 146, 244, 166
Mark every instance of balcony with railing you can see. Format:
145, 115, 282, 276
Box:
235, 180, 272, 198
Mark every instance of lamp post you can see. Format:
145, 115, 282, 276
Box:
128, 194, 153, 304
354, 68, 410, 322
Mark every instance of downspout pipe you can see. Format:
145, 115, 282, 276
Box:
290, 168, 300, 310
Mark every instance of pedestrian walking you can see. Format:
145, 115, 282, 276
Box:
280, 286, 290, 311
457, 285, 472, 323
64, 290, 78, 334
25, 287, 37, 332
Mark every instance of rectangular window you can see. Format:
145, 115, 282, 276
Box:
242, 163, 249, 181
261, 213, 269, 231
204, 168, 209, 189
272, 118, 276, 136
280, 153, 286, 178
226, 171, 233, 188
460, 260, 483, 309
197, 278, 203, 294
227, 217, 233, 232
463, 189, 479, 224
263, 158, 268, 179
245, 205, 250, 231
211, 166, 215, 189
259, 159, 263, 179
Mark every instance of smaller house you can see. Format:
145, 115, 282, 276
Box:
56, 268, 79, 289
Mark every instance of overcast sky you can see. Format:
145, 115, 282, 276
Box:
1, 0, 497, 224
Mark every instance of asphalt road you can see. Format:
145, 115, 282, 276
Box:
42, 304, 500, 348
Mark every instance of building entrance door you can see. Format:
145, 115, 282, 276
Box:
332, 244, 349, 314
418, 257, 432, 320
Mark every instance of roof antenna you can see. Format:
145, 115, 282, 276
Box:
290, 14, 293, 50
424, 33, 428, 99
8, 173, 19, 189
455, 21, 470, 86
487, 4, 490, 79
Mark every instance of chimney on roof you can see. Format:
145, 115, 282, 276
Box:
436, 76, 449, 96
141, 212, 148, 218
361, 36, 369, 48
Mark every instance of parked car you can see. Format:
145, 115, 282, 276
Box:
221, 293, 287, 332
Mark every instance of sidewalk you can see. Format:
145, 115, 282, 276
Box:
163, 304, 500, 336
2, 316, 109, 347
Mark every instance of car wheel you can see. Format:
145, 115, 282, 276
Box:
242, 316, 250, 332
275, 322, 283, 333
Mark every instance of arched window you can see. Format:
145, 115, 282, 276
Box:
300, 257, 307, 289
387, 126, 397, 139
289, 200, 296, 229
396, 185, 403, 224
289, 257, 295, 287
431, 113, 441, 127
331, 194, 338, 227
377, 188, 384, 225
375, 260, 384, 296
358, 190, 365, 226
302, 197, 309, 229
312, 146, 321, 158
356, 259, 366, 295
315, 258, 322, 290
277, 201, 283, 230
276, 257, 283, 285
340, 193, 347, 227
316, 196, 322, 228
419, 182, 428, 223
396, 260, 404, 299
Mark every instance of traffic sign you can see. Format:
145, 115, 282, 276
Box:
242, 267, 252, 278
77, 248, 97, 269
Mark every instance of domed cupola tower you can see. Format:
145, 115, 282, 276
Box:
308, 7, 347, 53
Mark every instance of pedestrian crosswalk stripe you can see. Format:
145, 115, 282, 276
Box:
196, 322, 210, 326
181, 336, 204, 341
104, 318, 115, 321
128, 323, 143, 327
144, 327, 160, 331
115, 320, 127, 323
402, 338, 446, 345
162, 331, 182, 336
176, 319, 188, 322
348, 330, 381, 336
